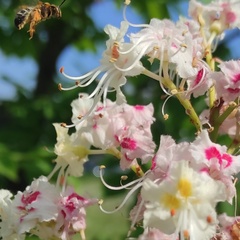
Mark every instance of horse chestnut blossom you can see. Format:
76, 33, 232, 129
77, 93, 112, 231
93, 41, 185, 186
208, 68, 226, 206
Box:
189, 0, 240, 34
66, 94, 156, 170
211, 60, 240, 102
1, 0, 240, 239
0, 177, 98, 240
59, 21, 144, 122
141, 161, 226, 240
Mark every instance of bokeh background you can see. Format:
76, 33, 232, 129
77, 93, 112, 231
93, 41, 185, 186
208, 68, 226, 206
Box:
0, 0, 240, 239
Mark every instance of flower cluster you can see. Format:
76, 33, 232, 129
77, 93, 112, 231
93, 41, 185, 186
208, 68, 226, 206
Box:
1, 0, 240, 239
0, 177, 97, 239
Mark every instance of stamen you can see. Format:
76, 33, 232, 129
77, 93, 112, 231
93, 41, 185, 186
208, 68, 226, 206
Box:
60, 122, 77, 128
99, 165, 144, 190
56, 165, 68, 189
60, 65, 105, 82
127, 198, 145, 237
47, 163, 62, 181
123, 0, 155, 30
110, 42, 120, 62
158, 44, 173, 96
118, 35, 152, 55
87, 70, 114, 99
60, 122, 67, 127
58, 82, 80, 91
164, 114, 169, 120
99, 180, 143, 214
183, 230, 190, 239
234, 178, 238, 220
206, 215, 213, 224
121, 175, 128, 181
170, 208, 176, 216
80, 229, 86, 240
161, 95, 173, 118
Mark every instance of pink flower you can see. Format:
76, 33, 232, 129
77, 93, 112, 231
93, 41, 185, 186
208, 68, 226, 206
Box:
56, 187, 98, 240
12, 176, 59, 234
151, 135, 191, 181
189, 130, 240, 202
130, 18, 202, 79
217, 213, 240, 239
116, 126, 156, 169
212, 60, 240, 102
78, 99, 156, 170
189, 0, 240, 32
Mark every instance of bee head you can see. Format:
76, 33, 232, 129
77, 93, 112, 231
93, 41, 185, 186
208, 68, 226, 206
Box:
50, 5, 62, 18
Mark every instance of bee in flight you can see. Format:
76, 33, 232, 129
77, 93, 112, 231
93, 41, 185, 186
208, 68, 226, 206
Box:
14, 0, 66, 39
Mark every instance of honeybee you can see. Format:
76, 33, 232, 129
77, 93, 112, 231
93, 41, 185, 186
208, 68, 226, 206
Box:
14, 0, 66, 39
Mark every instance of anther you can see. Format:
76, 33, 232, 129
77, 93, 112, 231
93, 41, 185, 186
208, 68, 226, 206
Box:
164, 114, 169, 120
229, 101, 237, 107
77, 114, 83, 119
58, 83, 62, 91
99, 165, 106, 170
121, 175, 128, 181
60, 122, 67, 127
183, 230, 190, 239
170, 208, 176, 216
180, 43, 187, 48
110, 42, 120, 62
206, 215, 213, 224
59, 66, 64, 73
124, 0, 131, 5
98, 199, 103, 205
207, 126, 214, 132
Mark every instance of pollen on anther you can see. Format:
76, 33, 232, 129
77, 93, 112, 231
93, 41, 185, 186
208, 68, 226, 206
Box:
164, 114, 169, 120
110, 42, 119, 62
77, 114, 83, 119
58, 83, 62, 91
206, 215, 213, 224
60, 122, 67, 127
99, 165, 106, 170
121, 175, 128, 181
124, 0, 131, 5
59, 67, 64, 73
183, 230, 190, 239
170, 208, 176, 216
180, 43, 187, 48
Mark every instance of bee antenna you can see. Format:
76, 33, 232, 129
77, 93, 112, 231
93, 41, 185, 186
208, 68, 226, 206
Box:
59, 0, 66, 7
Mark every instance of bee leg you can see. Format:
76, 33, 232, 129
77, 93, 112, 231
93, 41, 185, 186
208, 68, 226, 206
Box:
28, 9, 42, 39
28, 25, 36, 39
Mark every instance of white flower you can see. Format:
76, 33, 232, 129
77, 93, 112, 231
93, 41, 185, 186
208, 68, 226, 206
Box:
52, 123, 90, 178
141, 161, 226, 240
0, 190, 25, 240
211, 60, 240, 102
60, 21, 144, 124
11, 176, 59, 234
129, 18, 202, 78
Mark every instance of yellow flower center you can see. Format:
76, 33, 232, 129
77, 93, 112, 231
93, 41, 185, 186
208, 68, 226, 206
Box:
161, 193, 180, 210
178, 178, 192, 198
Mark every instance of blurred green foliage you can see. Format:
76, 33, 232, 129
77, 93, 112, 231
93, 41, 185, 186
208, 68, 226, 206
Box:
0, 0, 236, 239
